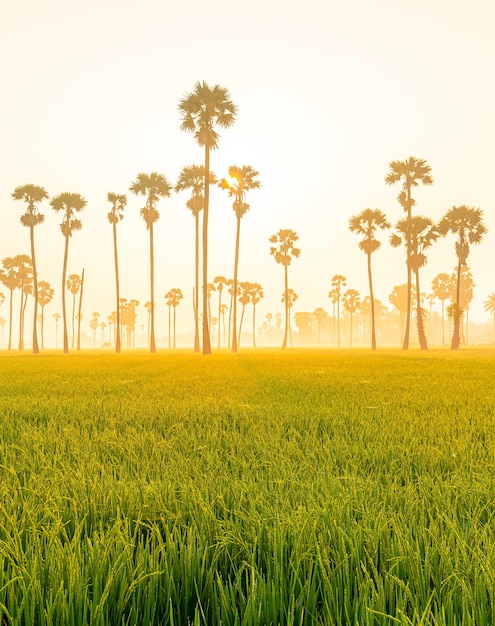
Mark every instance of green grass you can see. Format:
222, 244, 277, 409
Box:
0, 348, 494, 624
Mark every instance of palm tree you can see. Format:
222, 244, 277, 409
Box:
431, 273, 452, 345
390, 216, 438, 350
38, 280, 54, 350
484, 294, 495, 335
265, 312, 273, 344
13, 254, 33, 351
12, 184, 48, 354
219, 165, 261, 353
66, 274, 82, 350
213, 276, 228, 348
438, 206, 487, 349
342, 289, 360, 347
329, 275, 346, 348
250, 283, 263, 348
269, 229, 301, 350
53, 313, 60, 348
144, 301, 152, 349
349, 209, 390, 350
219, 303, 228, 347
50, 192, 86, 354
237, 282, 251, 347
167, 288, 183, 348
313, 308, 328, 346
179, 81, 237, 355
129, 172, 172, 353
107, 192, 127, 354
175, 165, 217, 352
385, 157, 433, 350
206, 283, 216, 334
90, 312, 100, 347
281, 288, 298, 347
0, 257, 21, 351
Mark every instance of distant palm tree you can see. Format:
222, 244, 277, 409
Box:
265, 312, 273, 344
107, 192, 127, 354
169, 288, 183, 348
144, 301, 152, 349
50, 192, 86, 353
175, 165, 217, 352
281, 288, 298, 347
213, 276, 228, 348
329, 275, 346, 348
53, 313, 60, 348
219, 303, 228, 347
250, 283, 263, 348
236, 282, 251, 347
313, 308, 328, 345
390, 216, 438, 349
12, 184, 48, 354
13, 254, 33, 351
438, 206, 487, 349
0, 257, 21, 351
385, 157, 433, 350
342, 289, 361, 347
219, 165, 261, 353
349, 208, 390, 350
66, 274, 82, 350
129, 172, 172, 353
484, 294, 495, 335
38, 280, 54, 350
431, 273, 452, 345
179, 81, 237, 355
206, 283, 216, 334
269, 229, 301, 349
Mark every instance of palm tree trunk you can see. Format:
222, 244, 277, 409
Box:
282, 264, 289, 350
149, 224, 156, 353
415, 270, 427, 350
30, 226, 39, 354
228, 291, 233, 349
238, 304, 246, 347
217, 291, 222, 349
22, 293, 29, 350
19, 275, 24, 351
350, 312, 353, 347
403, 186, 413, 350
202, 143, 212, 355
337, 292, 341, 348
113, 223, 121, 354
77, 269, 84, 351
441, 299, 445, 345
41, 305, 45, 350
71, 292, 76, 350
451, 261, 462, 350
8, 290, 13, 351
232, 217, 241, 353
62, 236, 69, 354
173, 306, 176, 349
193, 214, 200, 352
368, 253, 376, 351
252, 304, 256, 348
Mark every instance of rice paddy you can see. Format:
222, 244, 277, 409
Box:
0, 348, 494, 625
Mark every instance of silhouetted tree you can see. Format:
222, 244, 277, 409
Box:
329, 275, 346, 348
107, 192, 127, 354
281, 288, 298, 347
270, 229, 301, 350
349, 208, 390, 350
13, 254, 33, 351
66, 273, 82, 350
431, 273, 452, 345
0, 257, 21, 351
50, 192, 86, 353
219, 165, 261, 352
38, 280, 54, 350
13, 184, 48, 354
385, 157, 433, 349
130, 172, 172, 353
250, 282, 263, 348
179, 81, 237, 355
90, 312, 100, 347
342, 289, 360, 347
237, 282, 251, 347
53, 313, 60, 348
484, 294, 495, 335
438, 206, 486, 349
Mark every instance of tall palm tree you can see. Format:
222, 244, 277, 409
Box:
438, 206, 487, 349
0, 257, 21, 351
329, 275, 346, 348
66, 273, 82, 350
213, 276, 228, 348
107, 192, 127, 354
219, 165, 261, 352
484, 294, 495, 335
12, 184, 48, 354
175, 165, 217, 353
179, 81, 237, 355
38, 280, 54, 350
390, 216, 438, 350
250, 282, 263, 348
431, 273, 452, 346
129, 172, 172, 353
269, 229, 301, 350
13, 254, 33, 351
342, 289, 360, 347
385, 157, 433, 350
349, 208, 390, 350
50, 192, 86, 354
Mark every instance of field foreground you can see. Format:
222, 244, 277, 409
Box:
0, 349, 494, 625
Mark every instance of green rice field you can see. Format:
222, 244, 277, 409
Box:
0, 349, 495, 625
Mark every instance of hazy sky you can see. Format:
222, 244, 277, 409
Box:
1, 0, 494, 343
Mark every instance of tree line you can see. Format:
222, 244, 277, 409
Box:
1, 82, 490, 354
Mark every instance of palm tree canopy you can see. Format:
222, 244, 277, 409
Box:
269, 229, 301, 266
437, 205, 487, 265
38, 281, 54, 307
342, 289, 361, 314
384, 157, 433, 212
66, 274, 82, 295
107, 192, 127, 224
175, 165, 217, 218
431, 273, 452, 301
50, 192, 86, 237
349, 208, 390, 256
483, 294, 495, 315
13, 184, 48, 228
178, 81, 237, 150
219, 165, 261, 219
130, 172, 171, 228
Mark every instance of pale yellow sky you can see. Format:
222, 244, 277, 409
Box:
1, 0, 494, 344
